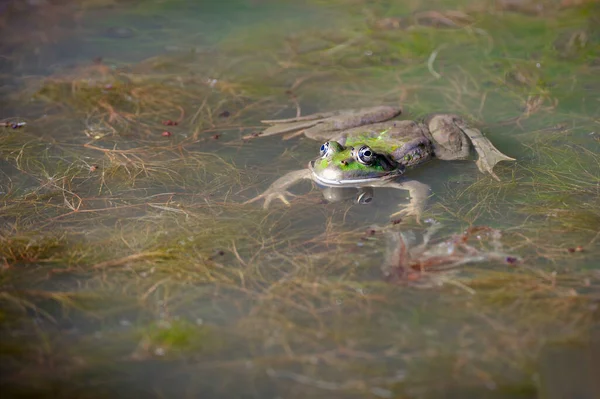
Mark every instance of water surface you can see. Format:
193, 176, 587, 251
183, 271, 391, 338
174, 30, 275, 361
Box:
1, 0, 599, 398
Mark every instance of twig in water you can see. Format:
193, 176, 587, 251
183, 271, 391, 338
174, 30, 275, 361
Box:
427, 45, 447, 79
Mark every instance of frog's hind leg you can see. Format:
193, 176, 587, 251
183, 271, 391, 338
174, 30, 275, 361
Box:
261, 110, 341, 124
425, 114, 471, 160
260, 120, 324, 137
259, 106, 402, 138
427, 114, 515, 181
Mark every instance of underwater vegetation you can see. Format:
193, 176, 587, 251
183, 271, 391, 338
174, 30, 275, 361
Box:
1, 0, 599, 397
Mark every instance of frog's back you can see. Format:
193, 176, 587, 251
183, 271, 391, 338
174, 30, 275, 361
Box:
336, 120, 427, 151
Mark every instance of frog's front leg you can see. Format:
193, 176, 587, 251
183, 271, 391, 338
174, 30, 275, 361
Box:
426, 114, 515, 181
383, 180, 432, 223
244, 169, 312, 208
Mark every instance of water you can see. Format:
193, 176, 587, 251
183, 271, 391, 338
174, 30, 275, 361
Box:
1, 0, 599, 398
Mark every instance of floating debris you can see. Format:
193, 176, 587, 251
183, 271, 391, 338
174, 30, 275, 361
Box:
382, 224, 520, 287
1, 121, 26, 129
505, 256, 519, 265
374, 10, 473, 30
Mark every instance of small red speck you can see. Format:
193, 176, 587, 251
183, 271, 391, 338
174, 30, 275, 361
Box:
162, 120, 178, 126
567, 248, 575, 253
406, 272, 420, 281
162, 131, 172, 137
212, 134, 220, 140
391, 218, 402, 225
575, 246, 584, 252
90, 165, 98, 172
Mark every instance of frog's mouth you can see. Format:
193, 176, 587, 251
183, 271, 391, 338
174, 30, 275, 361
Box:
308, 161, 403, 186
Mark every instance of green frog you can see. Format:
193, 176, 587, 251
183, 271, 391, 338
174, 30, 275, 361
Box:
245, 106, 514, 220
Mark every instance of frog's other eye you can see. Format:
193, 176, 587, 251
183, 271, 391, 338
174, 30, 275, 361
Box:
319, 141, 343, 158
319, 142, 330, 157
355, 145, 375, 165
356, 190, 374, 205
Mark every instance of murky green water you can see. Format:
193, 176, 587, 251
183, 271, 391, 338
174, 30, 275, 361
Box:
1, 0, 599, 398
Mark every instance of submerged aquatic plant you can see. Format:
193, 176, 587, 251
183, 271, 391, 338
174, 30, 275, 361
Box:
382, 224, 520, 290
0, 0, 599, 397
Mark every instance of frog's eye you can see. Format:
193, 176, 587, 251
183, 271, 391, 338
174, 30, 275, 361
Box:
319, 141, 343, 158
355, 145, 375, 165
319, 142, 330, 158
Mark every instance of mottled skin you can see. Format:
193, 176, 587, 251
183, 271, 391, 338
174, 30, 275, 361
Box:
246, 106, 514, 220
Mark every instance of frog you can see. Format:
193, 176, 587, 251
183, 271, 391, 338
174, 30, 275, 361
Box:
245, 106, 514, 220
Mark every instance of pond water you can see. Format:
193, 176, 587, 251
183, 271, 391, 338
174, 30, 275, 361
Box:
1, 0, 599, 398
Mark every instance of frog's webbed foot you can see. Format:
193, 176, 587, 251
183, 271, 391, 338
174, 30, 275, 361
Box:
261, 110, 341, 124
259, 119, 328, 137
259, 110, 345, 137
244, 169, 312, 209
245, 189, 295, 208
257, 106, 402, 140
390, 203, 422, 223
386, 180, 432, 224
459, 124, 515, 181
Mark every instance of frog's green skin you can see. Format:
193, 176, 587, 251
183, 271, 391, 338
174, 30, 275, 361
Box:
308, 119, 436, 185
246, 106, 514, 220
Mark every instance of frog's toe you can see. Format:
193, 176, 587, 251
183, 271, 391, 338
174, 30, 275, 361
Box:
459, 126, 515, 179
260, 120, 318, 137
476, 159, 501, 181
243, 196, 261, 205
391, 206, 422, 224
263, 192, 293, 208
475, 148, 515, 181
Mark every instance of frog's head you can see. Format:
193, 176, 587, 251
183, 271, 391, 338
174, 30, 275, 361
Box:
309, 141, 404, 186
